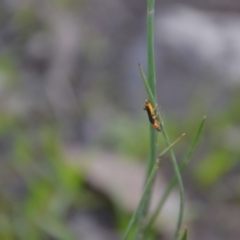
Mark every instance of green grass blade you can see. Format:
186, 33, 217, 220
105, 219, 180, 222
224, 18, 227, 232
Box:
182, 116, 206, 168
144, 116, 206, 239
122, 133, 184, 240
147, 0, 156, 94
138, 63, 156, 106
181, 228, 188, 240
139, 61, 185, 240
157, 133, 185, 159
134, 0, 157, 237
122, 160, 159, 240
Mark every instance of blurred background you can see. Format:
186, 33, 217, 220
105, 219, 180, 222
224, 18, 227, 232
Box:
0, 0, 240, 239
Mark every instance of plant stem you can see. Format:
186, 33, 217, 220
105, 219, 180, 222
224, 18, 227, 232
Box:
144, 116, 206, 240
135, 1, 157, 237
146, 0, 157, 190
147, 0, 156, 93
139, 64, 185, 239
122, 134, 185, 240
162, 130, 185, 240
122, 160, 160, 240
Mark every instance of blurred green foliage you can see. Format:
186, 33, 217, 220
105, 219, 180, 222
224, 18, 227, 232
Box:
0, 113, 83, 240
192, 89, 240, 188
0, 55, 18, 85
96, 114, 150, 160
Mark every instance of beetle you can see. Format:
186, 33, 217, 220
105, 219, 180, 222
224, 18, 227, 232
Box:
144, 100, 161, 131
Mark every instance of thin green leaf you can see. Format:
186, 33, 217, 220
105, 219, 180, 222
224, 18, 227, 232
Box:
134, 0, 158, 237
122, 133, 184, 240
122, 160, 159, 240
147, 0, 156, 92
182, 116, 206, 169
139, 62, 185, 240
138, 63, 155, 106
181, 228, 188, 240
158, 133, 185, 159
144, 116, 206, 240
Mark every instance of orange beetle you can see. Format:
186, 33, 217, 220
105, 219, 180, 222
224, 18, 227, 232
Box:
144, 100, 161, 131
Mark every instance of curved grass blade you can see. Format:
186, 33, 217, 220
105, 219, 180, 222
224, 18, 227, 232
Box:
139, 63, 185, 240
122, 133, 185, 240
144, 116, 206, 240
122, 160, 159, 240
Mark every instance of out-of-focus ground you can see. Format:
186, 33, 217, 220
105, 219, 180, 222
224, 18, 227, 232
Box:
0, 0, 240, 239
